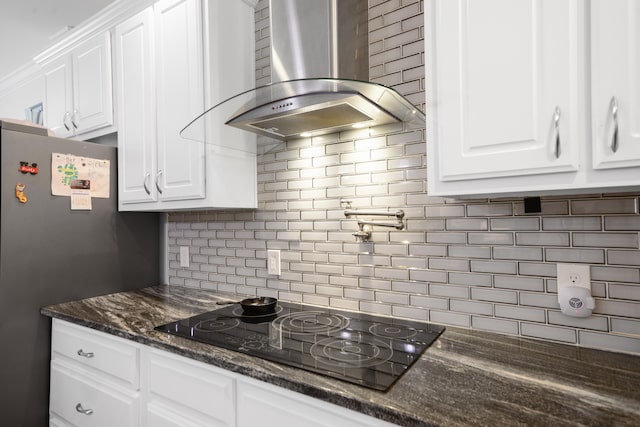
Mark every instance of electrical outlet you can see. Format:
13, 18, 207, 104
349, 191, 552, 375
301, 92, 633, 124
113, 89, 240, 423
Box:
557, 263, 591, 290
267, 249, 281, 275
179, 246, 189, 268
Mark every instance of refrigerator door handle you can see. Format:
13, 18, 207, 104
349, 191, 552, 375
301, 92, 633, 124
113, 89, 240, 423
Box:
156, 170, 164, 194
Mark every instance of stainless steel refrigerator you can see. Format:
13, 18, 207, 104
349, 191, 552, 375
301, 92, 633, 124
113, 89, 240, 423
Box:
0, 120, 160, 425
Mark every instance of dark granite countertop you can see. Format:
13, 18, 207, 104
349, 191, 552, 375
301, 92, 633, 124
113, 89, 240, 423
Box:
41, 285, 640, 427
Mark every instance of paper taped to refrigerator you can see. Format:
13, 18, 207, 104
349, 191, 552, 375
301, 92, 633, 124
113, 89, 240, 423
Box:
51, 153, 110, 198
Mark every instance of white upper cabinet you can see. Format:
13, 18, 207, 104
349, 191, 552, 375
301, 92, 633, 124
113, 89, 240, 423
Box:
115, 7, 157, 204
153, 0, 206, 202
590, 0, 640, 170
426, 0, 640, 197
116, 0, 257, 211
42, 32, 113, 138
428, 0, 581, 182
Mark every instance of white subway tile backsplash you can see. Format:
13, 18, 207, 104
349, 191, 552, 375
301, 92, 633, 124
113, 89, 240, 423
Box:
430, 311, 470, 327
360, 301, 393, 316
491, 217, 540, 231
518, 262, 558, 277
472, 288, 518, 304
165, 0, 640, 356
591, 266, 640, 283
429, 258, 470, 272
604, 216, 640, 231
494, 305, 545, 322
450, 300, 493, 316
610, 318, 640, 336
448, 272, 492, 287
471, 316, 519, 335
593, 300, 640, 319
543, 217, 602, 231
573, 232, 639, 248
428, 284, 469, 299
494, 276, 544, 292
468, 232, 514, 245
493, 247, 543, 261
609, 284, 640, 301
571, 198, 638, 215
548, 311, 609, 331
521, 323, 577, 344
545, 248, 605, 264
515, 232, 570, 247
467, 203, 513, 217
392, 305, 428, 321
446, 218, 489, 231
470, 260, 517, 275
578, 331, 640, 354
607, 250, 640, 266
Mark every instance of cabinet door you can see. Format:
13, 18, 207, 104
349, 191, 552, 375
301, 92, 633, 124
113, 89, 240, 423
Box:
143, 349, 236, 427
72, 32, 114, 135
43, 57, 73, 138
591, 0, 640, 169
154, 0, 206, 201
426, 0, 581, 184
237, 378, 396, 427
115, 8, 158, 204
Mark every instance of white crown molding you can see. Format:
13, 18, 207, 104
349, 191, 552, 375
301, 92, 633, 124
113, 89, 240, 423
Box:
0, 62, 42, 92
34, 0, 156, 65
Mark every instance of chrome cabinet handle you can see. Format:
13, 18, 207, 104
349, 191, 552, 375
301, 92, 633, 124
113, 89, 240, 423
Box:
77, 349, 94, 358
75, 403, 93, 415
606, 96, 619, 153
551, 106, 561, 159
63, 112, 71, 131
143, 172, 151, 195
156, 170, 164, 194
71, 109, 79, 129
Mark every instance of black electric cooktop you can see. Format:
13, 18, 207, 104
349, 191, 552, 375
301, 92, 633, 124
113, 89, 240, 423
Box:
155, 302, 445, 391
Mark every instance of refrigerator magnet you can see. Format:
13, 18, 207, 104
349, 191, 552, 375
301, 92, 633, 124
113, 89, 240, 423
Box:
19, 162, 39, 175
15, 183, 27, 203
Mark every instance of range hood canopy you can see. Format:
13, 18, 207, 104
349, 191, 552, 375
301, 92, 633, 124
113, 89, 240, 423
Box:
180, 0, 425, 146
180, 78, 425, 144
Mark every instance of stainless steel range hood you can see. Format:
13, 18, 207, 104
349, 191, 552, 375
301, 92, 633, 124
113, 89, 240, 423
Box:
181, 0, 425, 144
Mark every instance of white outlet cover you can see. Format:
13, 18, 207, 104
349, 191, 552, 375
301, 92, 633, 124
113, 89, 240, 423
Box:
557, 263, 591, 290
267, 249, 281, 275
179, 246, 189, 268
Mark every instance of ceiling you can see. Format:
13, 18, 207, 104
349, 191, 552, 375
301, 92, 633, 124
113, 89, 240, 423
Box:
0, 0, 114, 81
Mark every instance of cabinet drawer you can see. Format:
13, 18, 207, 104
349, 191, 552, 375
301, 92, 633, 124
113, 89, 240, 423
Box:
145, 349, 235, 425
52, 319, 139, 389
50, 359, 139, 427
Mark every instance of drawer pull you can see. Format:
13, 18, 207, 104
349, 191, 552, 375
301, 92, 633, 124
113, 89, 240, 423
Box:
77, 349, 95, 358
75, 403, 94, 415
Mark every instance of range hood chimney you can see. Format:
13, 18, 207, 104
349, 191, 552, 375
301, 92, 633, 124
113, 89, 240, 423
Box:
181, 0, 425, 144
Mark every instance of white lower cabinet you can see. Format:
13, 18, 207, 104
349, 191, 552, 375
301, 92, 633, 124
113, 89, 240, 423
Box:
50, 320, 399, 427
142, 349, 236, 427
49, 319, 140, 426
237, 377, 397, 427
50, 359, 140, 426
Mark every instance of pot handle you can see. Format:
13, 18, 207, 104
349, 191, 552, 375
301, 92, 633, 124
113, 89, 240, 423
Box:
216, 300, 237, 305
